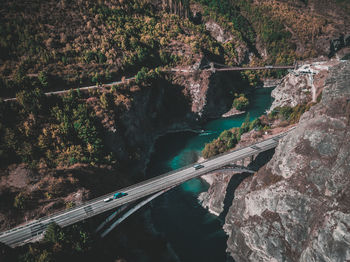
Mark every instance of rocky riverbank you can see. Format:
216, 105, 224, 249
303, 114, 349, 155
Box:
221, 107, 245, 118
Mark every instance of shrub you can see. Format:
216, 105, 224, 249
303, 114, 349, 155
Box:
16, 88, 46, 115
233, 95, 249, 111
279, 106, 293, 120
65, 201, 75, 209
14, 192, 28, 209
135, 67, 148, 84
201, 113, 269, 159
249, 118, 263, 130
44, 223, 64, 244
38, 71, 49, 87
99, 92, 114, 109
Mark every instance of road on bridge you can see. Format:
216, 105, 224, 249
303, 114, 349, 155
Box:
0, 131, 290, 247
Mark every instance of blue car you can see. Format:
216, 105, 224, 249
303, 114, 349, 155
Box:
193, 164, 204, 170
104, 192, 128, 202
113, 192, 128, 199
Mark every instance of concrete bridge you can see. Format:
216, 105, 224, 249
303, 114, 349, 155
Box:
0, 130, 291, 247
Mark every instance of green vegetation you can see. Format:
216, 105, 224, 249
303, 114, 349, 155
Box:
232, 94, 249, 111
268, 103, 314, 124
1, 0, 345, 260
13, 223, 93, 262
13, 192, 29, 209
135, 67, 161, 84
0, 0, 222, 97
195, 0, 295, 64
202, 102, 315, 159
0, 89, 113, 168
196, 0, 255, 45
202, 113, 266, 158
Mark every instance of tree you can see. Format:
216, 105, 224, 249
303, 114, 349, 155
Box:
249, 118, 263, 130
100, 92, 113, 109
83, 51, 97, 63
44, 223, 65, 244
14, 192, 28, 209
233, 95, 249, 111
97, 51, 106, 63
38, 71, 49, 87
91, 72, 102, 85
135, 67, 148, 83
16, 88, 45, 115
37, 250, 53, 262
279, 106, 293, 120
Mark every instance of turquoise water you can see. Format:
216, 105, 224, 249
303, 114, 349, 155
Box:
146, 88, 274, 262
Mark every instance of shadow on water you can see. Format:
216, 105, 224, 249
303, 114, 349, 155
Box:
145, 88, 275, 262
147, 131, 199, 177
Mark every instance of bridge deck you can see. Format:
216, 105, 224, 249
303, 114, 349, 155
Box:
0, 131, 291, 247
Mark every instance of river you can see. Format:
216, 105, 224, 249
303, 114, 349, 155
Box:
145, 88, 274, 262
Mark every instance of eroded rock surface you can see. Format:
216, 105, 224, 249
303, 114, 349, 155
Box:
224, 60, 350, 261
199, 172, 233, 216
269, 59, 342, 111
204, 20, 249, 65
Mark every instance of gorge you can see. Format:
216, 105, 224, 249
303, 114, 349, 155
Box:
1, 0, 350, 261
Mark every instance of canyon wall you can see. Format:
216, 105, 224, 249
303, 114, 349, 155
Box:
197, 59, 350, 261
224, 60, 350, 261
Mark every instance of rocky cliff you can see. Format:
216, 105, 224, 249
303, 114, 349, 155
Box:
224, 60, 350, 261
270, 59, 342, 111
173, 68, 250, 119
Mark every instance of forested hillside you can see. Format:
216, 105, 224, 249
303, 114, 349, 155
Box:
1, 0, 348, 97
0, 0, 214, 97
1, 0, 348, 169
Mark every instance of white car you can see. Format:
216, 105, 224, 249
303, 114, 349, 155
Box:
104, 197, 112, 202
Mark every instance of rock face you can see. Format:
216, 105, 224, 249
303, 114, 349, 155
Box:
199, 172, 234, 216
204, 20, 249, 65
175, 70, 246, 119
205, 20, 233, 44
197, 126, 289, 217
224, 60, 350, 261
269, 59, 341, 111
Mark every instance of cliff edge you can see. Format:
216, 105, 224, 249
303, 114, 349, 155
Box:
224, 60, 350, 261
